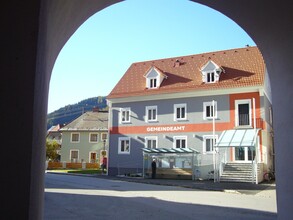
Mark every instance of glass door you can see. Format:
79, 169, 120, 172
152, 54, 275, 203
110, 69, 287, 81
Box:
248, 147, 256, 161
235, 147, 245, 161
234, 147, 255, 162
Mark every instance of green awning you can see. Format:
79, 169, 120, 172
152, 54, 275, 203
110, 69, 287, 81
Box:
142, 147, 199, 154
215, 129, 260, 148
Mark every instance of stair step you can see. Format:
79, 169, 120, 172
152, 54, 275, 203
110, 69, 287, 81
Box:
220, 163, 257, 183
220, 179, 254, 183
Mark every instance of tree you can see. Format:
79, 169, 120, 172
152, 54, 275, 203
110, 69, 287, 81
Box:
46, 139, 60, 161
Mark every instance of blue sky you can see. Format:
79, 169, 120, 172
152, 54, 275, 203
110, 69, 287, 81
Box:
48, 0, 255, 113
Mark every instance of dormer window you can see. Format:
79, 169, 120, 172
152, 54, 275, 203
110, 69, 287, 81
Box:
200, 60, 223, 84
144, 66, 167, 89
206, 72, 215, 83
149, 78, 157, 88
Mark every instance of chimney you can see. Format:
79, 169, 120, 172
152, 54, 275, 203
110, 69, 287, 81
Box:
174, 59, 181, 67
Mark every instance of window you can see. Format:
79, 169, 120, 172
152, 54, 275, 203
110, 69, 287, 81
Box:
118, 137, 130, 154
206, 72, 215, 83
203, 135, 217, 153
89, 133, 98, 142
235, 99, 251, 127
120, 108, 131, 123
203, 101, 217, 119
146, 106, 157, 122
101, 133, 108, 141
173, 136, 187, 148
200, 60, 222, 83
144, 66, 166, 89
174, 104, 187, 121
149, 78, 157, 88
145, 136, 157, 149
71, 133, 80, 143
70, 150, 79, 162
89, 151, 97, 163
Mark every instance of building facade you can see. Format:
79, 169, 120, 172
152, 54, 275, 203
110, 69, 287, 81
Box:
60, 110, 108, 164
107, 47, 273, 181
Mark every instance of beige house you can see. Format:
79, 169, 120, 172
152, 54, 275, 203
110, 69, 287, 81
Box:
60, 109, 108, 164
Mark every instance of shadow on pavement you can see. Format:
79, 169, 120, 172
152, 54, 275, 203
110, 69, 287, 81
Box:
44, 190, 277, 220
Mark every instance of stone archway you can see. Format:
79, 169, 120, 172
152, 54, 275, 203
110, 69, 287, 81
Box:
2, 1, 292, 219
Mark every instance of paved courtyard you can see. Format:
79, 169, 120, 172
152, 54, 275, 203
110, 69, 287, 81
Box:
44, 173, 277, 220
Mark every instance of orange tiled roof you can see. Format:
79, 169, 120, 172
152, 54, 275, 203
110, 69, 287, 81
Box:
107, 47, 265, 99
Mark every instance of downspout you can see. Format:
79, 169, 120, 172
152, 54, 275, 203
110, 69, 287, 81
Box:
253, 98, 258, 184
106, 100, 112, 176
212, 100, 216, 182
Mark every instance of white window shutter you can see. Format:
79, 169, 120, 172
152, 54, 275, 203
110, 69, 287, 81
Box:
146, 78, 150, 88
215, 72, 220, 82
202, 73, 207, 83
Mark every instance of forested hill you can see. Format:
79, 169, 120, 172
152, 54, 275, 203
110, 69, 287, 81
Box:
47, 96, 107, 129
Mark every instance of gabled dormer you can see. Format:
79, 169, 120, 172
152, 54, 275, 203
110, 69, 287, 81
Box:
144, 66, 167, 89
200, 60, 223, 83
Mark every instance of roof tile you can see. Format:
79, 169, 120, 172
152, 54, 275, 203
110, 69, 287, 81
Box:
107, 47, 265, 99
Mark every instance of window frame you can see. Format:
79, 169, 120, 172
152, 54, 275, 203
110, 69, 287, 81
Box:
173, 136, 187, 149
118, 137, 131, 154
174, 103, 187, 121
203, 101, 217, 120
101, 132, 108, 141
71, 132, 80, 143
149, 77, 158, 89
145, 136, 158, 149
206, 71, 216, 83
146, 105, 158, 122
89, 133, 99, 143
120, 107, 131, 124
70, 149, 79, 162
235, 99, 252, 127
203, 135, 218, 154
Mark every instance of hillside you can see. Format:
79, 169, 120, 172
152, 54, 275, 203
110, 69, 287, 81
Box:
47, 96, 108, 129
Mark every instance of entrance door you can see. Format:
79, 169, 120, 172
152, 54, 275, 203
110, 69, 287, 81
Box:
235, 147, 245, 161
234, 147, 256, 162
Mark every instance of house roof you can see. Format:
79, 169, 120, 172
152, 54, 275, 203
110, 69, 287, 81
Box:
60, 111, 108, 131
107, 46, 265, 99
47, 124, 60, 133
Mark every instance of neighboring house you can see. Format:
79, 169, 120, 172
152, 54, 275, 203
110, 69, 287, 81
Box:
107, 46, 273, 182
46, 124, 64, 161
60, 109, 108, 164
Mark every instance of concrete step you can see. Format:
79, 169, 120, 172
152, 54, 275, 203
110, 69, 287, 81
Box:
220, 163, 256, 183
220, 178, 255, 183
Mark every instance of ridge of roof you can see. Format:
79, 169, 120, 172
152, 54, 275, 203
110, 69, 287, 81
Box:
132, 46, 258, 65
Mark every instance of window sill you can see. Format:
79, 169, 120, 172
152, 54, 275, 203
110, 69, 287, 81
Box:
120, 122, 131, 124
146, 120, 158, 123
204, 117, 218, 120
234, 125, 253, 129
203, 152, 215, 155
174, 119, 188, 122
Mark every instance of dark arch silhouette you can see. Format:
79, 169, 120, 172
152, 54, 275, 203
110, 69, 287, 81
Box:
2, 1, 292, 219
